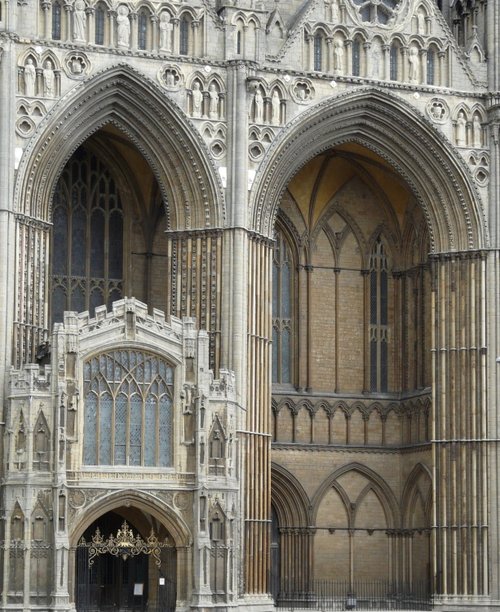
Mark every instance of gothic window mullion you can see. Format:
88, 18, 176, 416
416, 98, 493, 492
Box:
370, 239, 389, 392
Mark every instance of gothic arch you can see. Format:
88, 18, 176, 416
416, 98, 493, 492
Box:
311, 462, 400, 527
69, 489, 192, 549
15, 63, 225, 230
251, 88, 487, 252
271, 463, 311, 527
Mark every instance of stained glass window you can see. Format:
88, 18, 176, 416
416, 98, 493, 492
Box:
352, 40, 361, 76
95, 6, 105, 45
272, 229, 293, 384
83, 350, 174, 467
369, 239, 389, 392
51, 146, 123, 323
52, 2, 62, 40
390, 45, 398, 81
427, 49, 435, 85
180, 17, 189, 55
138, 11, 148, 50
314, 34, 323, 71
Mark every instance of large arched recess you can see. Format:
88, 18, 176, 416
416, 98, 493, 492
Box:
14, 63, 225, 229
250, 87, 487, 253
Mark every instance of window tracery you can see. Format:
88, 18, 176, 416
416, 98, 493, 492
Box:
83, 350, 174, 467
369, 239, 389, 392
272, 229, 293, 384
51, 146, 123, 324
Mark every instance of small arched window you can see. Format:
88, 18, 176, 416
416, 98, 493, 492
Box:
314, 33, 323, 71
272, 229, 293, 384
352, 39, 361, 76
95, 5, 105, 45
180, 16, 189, 55
369, 239, 389, 392
236, 29, 242, 54
83, 350, 174, 467
52, 1, 62, 40
390, 44, 399, 81
427, 48, 435, 85
138, 10, 148, 50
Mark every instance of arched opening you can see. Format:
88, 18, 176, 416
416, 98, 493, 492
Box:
50, 126, 167, 324
74, 508, 176, 611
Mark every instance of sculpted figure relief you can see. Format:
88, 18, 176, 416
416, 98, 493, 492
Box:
417, 12, 426, 35
117, 5, 130, 48
191, 82, 203, 117
73, 0, 86, 42
456, 111, 467, 146
408, 47, 419, 83
254, 88, 264, 123
371, 40, 381, 79
208, 84, 219, 119
24, 58, 36, 96
271, 90, 280, 125
333, 39, 344, 75
43, 60, 55, 96
473, 115, 482, 148
159, 11, 172, 52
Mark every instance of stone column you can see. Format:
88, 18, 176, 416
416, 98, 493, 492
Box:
430, 252, 488, 600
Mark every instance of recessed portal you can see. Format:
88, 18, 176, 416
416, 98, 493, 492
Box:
75, 510, 176, 611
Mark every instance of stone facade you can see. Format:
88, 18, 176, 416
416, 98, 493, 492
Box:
0, 0, 499, 610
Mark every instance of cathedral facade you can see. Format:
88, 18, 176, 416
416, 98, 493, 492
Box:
0, 0, 499, 610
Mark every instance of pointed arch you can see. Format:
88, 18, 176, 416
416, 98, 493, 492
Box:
251, 88, 487, 252
15, 63, 224, 230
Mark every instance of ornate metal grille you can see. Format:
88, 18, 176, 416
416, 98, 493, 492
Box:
83, 350, 174, 467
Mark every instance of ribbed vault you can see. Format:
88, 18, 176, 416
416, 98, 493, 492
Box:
251, 87, 487, 252
14, 63, 225, 230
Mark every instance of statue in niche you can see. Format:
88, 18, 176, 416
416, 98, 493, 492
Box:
408, 47, 419, 83
254, 88, 264, 123
271, 90, 280, 125
165, 70, 176, 88
456, 111, 467, 146
371, 40, 381, 78
73, 0, 86, 42
159, 11, 172, 52
191, 81, 203, 117
473, 115, 482, 148
43, 60, 55, 97
116, 5, 130, 48
333, 39, 344, 75
208, 84, 219, 119
71, 57, 83, 74
417, 12, 426, 35
325, 0, 339, 21
24, 58, 36, 96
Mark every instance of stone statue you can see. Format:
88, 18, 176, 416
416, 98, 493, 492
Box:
271, 90, 280, 125
208, 84, 219, 119
334, 39, 344, 75
408, 47, 419, 83
191, 82, 203, 117
417, 12, 426, 35
43, 60, 55, 97
71, 57, 83, 74
473, 115, 482, 148
116, 5, 130, 48
254, 88, 264, 123
371, 40, 381, 79
159, 11, 172, 52
24, 58, 36, 96
165, 71, 175, 88
73, 0, 86, 42
456, 111, 467, 146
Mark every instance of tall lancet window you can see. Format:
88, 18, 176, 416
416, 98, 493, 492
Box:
272, 229, 293, 384
369, 238, 389, 392
83, 350, 174, 467
51, 146, 123, 324
314, 33, 323, 71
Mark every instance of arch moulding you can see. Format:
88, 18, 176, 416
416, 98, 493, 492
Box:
14, 63, 225, 231
250, 87, 487, 253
